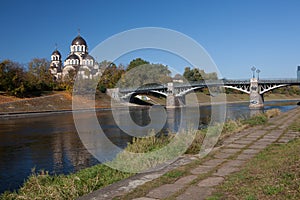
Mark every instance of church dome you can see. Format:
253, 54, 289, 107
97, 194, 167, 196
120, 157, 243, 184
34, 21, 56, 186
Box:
66, 54, 80, 60
82, 54, 95, 61
71, 35, 87, 46
52, 49, 61, 56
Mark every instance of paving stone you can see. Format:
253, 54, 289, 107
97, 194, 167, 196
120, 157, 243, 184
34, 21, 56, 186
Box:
260, 137, 278, 142
176, 186, 214, 200
231, 135, 244, 140
133, 198, 158, 200
213, 165, 239, 177
174, 175, 198, 185
236, 153, 256, 160
288, 131, 300, 135
283, 134, 296, 139
243, 149, 261, 154
213, 152, 233, 159
270, 130, 284, 134
266, 125, 277, 129
277, 138, 291, 143
232, 139, 252, 145
220, 148, 241, 154
245, 135, 261, 140
147, 184, 183, 199
197, 176, 224, 187
278, 125, 289, 129
249, 142, 270, 149
190, 165, 212, 175
222, 138, 236, 144
263, 134, 281, 139
226, 143, 247, 149
222, 160, 246, 167
238, 137, 258, 142
247, 131, 266, 137
202, 158, 226, 167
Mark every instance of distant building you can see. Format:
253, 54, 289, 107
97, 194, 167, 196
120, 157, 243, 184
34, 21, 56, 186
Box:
172, 74, 184, 83
49, 34, 102, 80
298, 66, 300, 81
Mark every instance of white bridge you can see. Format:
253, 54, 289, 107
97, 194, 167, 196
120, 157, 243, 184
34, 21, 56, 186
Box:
108, 78, 300, 108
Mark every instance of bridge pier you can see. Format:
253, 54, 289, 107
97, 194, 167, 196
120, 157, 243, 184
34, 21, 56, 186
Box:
166, 95, 186, 108
249, 78, 264, 108
166, 82, 186, 108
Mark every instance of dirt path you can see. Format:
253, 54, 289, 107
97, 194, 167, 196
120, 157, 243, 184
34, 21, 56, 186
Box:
78, 107, 300, 200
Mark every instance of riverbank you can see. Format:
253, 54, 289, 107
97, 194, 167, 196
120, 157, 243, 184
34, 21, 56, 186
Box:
91, 107, 300, 200
0, 91, 111, 115
0, 92, 299, 116
0, 108, 286, 199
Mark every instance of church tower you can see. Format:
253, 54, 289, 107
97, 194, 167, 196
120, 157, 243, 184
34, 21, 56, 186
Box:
49, 48, 62, 80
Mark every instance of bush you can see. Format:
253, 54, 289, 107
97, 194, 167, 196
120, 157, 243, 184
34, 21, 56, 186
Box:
242, 114, 268, 126
265, 109, 281, 119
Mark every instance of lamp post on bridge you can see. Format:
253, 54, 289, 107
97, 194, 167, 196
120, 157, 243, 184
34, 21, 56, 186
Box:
256, 69, 261, 80
251, 67, 256, 78
249, 67, 264, 108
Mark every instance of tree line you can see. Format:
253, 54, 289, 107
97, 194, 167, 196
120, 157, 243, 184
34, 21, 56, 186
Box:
8, 57, 293, 98
0, 59, 65, 97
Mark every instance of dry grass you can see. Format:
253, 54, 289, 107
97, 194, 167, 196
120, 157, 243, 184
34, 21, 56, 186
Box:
265, 108, 281, 119
0, 165, 132, 200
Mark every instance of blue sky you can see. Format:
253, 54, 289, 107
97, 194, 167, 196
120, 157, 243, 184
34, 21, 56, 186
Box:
1, 0, 300, 79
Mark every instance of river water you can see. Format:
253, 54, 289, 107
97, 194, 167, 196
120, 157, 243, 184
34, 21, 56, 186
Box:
0, 100, 299, 193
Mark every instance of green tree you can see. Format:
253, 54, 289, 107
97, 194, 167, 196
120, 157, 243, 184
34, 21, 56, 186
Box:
126, 58, 149, 72
183, 67, 218, 81
120, 62, 172, 88
183, 67, 193, 81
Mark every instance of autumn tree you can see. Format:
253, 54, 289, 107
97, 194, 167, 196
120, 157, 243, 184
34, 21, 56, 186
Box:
97, 61, 125, 92
26, 58, 53, 92
0, 60, 27, 97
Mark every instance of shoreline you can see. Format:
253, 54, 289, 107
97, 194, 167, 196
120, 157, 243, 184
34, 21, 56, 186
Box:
0, 98, 299, 119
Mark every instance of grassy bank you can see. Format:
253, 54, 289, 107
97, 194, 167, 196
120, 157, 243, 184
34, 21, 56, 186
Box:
0, 91, 113, 114
207, 117, 300, 200
0, 110, 280, 200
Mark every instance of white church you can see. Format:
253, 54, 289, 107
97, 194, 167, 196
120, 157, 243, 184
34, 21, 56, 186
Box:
49, 34, 102, 80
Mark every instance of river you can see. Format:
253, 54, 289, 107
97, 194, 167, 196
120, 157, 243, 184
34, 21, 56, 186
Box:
0, 100, 299, 193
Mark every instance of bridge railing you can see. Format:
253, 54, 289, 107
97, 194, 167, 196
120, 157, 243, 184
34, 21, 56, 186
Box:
258, 79, 300, 84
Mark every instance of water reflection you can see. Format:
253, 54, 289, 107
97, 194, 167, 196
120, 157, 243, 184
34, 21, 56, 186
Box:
0, 114, 99, 192
0, 99, 298, 193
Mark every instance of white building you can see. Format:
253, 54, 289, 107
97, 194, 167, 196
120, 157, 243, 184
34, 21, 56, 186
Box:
49, 34, 101, 80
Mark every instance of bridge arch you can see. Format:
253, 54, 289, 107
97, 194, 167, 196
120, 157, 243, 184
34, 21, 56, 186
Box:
177, 86, 205, 96
223, 85, 250, 94
120, 90, 167, 99
259, 84, 289, 94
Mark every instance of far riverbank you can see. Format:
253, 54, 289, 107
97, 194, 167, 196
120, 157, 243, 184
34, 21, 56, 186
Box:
0, 91, 299, 116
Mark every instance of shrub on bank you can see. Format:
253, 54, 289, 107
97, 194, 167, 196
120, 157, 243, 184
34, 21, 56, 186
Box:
1, 165, 131, 200
265, 108, 281, 119
242, 114, 268, 126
